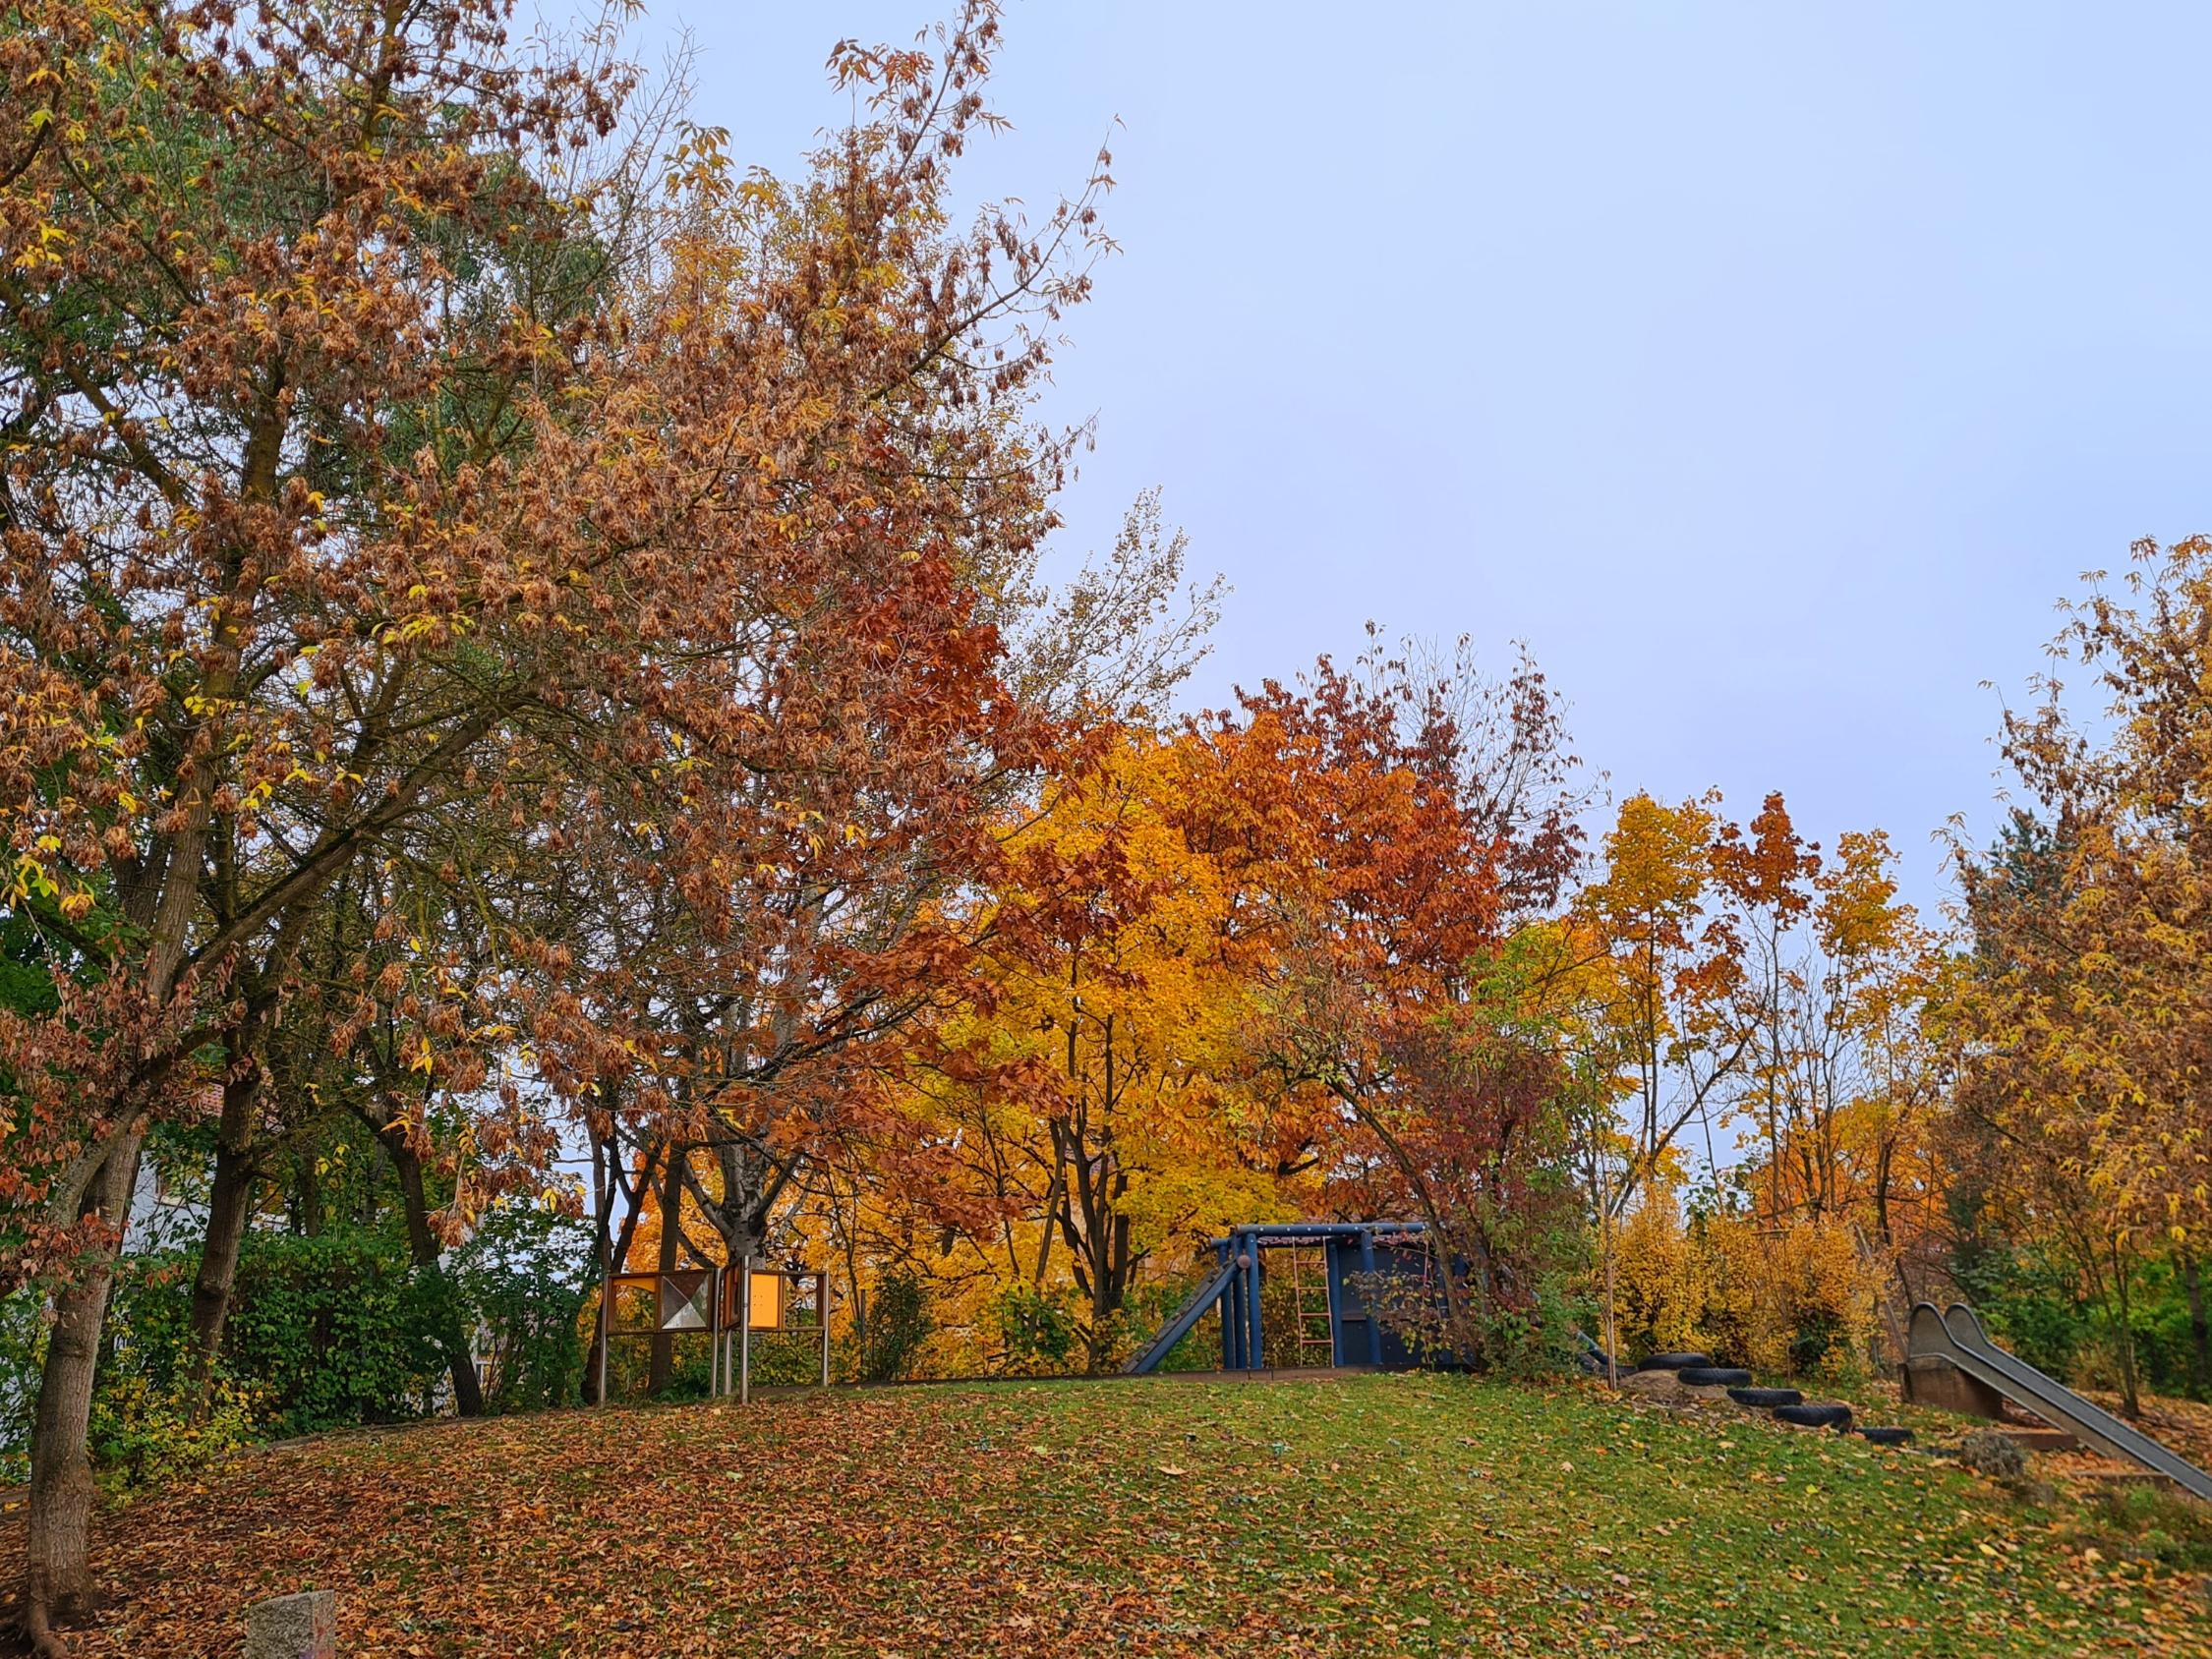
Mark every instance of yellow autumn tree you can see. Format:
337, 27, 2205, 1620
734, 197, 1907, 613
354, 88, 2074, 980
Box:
1945, 538, 2212, 1411
879, 728, 1314, 1372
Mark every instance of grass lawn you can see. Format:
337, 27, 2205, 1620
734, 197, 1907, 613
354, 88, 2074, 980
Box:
9, 1371, 2211, 1657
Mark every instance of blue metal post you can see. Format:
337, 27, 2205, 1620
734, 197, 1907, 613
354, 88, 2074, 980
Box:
1221, 1238, 1236, 1369
1246, 1243, 1266, 1370
1323, 1238, 1340, 1366
1226, 1251, 1240, 1370
1360, 1227, 1380, 1365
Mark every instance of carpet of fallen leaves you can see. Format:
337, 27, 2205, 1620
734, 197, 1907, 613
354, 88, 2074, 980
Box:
6, 1370, 2210, 1657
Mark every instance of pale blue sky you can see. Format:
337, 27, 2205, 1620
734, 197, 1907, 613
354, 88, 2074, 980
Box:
657, 2, 2212, 912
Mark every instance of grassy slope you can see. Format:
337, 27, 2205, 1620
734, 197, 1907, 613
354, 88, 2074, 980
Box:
13, 1372, 2212, 1657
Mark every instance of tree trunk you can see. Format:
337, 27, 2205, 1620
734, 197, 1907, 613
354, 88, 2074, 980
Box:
1595, 1153, 1619, 1385
648, 1155, 682, 1396
386, 1129, 485, 1418
292, 1145, 323, 1237
183, 1063, 262, 1415
23, 1127, 145, 1654
2112, 1239, 2141, 1419
2183, 1249, 2211, 1401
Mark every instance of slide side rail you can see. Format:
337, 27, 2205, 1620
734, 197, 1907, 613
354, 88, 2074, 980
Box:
1907, 1301, 2212, 1502
1124, 1260, 1240, 1376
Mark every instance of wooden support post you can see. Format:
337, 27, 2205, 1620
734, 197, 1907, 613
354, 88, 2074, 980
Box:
819, 1270, 831, 1388
710, 1266, 723, 1397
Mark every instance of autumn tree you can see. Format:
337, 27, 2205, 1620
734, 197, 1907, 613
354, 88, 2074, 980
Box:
1203, 635, 1588, 1352
1711, 793, 1821, 1226
0, 0, 1119, 1636
0, 4, 659, 1636
1936, 538, 2212, 1411
901, 728, 1300, 1370
1942, 544, 2212, 1408
1574, 791, 1755, 1218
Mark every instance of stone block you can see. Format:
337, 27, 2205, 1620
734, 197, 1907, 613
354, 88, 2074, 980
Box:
246, 1589, 336, 1659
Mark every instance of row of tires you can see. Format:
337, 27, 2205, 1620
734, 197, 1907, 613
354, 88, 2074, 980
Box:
1630, 1351, 1914, 1446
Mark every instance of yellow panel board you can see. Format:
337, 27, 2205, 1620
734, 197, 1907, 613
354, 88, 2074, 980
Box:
749, 1271, 784, 1331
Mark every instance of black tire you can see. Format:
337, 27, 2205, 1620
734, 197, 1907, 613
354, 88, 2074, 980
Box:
1774, 1402, 1853, 1430
1859, 1426, 1914, 1447
1726, 1387, 1804, 1408
1678, 1366, 1753, 1388
1635, 1351, 1715, 1372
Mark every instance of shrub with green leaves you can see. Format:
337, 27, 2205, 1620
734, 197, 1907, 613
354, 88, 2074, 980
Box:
451, 1203, 592, 1413
88, 1370, 263, 1493
992, 1284, 1081, 1374
854, 1268, 934, 1384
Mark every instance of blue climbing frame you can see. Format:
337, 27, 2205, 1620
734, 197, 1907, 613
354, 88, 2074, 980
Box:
1123, 1221, 1430, 1375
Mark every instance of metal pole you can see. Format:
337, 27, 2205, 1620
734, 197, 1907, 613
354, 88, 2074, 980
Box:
738, 1253, 752, 1405
1360, 1228, 1380, 1365
1229, 1250, 1250, 1369
1214, 1240, 1235, 1369
1248, 1246, 1266, 1371
1323, 1238, 1339, 1367
818, 1271, 831, 1388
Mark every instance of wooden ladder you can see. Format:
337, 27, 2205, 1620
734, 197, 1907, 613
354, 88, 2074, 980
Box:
1284, 1243, 1335, 1367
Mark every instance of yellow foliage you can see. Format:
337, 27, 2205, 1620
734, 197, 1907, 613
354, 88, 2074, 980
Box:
1611, 1189, 1710, 1356
1607, 1191, 1886, 1374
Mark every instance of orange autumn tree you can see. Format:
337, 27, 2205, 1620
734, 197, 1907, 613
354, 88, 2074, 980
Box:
1575, 791, 1755, 1219
537, 8, 1125, 1308
0, 4, 645, 1636
1758, 831, 1948, 1245
1579, 794, 1945, 1372
1712, 793, 1823, 1227
1199, 637, 1590, 1359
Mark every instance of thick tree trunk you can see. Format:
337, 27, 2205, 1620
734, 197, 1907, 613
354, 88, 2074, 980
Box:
184, 1063, 262, 1414
386, 1132, 485, 1418
23, 1127, 145, 1655
648, 1155, 682, 1396
2182, 1249, 2211, 1400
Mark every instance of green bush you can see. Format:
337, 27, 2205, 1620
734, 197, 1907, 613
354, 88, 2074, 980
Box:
1955, 1240, 2209, 1400
1125, 1271, 1220, 1373
853, 1268, 933, 1384
991, 1284, 1080, 1374
451, 1203, 591, 1412
219, 1228, 454, 1433
88, 1370, 263, 1493
0, 1287, 47, 1487
4, 1210, 604, 1489
1956, 1241, 2091, 1381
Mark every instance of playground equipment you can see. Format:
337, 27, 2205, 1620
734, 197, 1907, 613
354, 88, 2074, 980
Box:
1124, 1221, 1430, 1375
598, 1260, 832, 1403
1906, 1301, 2212, 1501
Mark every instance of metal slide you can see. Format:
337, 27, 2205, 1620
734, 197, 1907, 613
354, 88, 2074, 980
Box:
1123, 1259, 1240, 1376
1906, 1302, 2212, 1502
